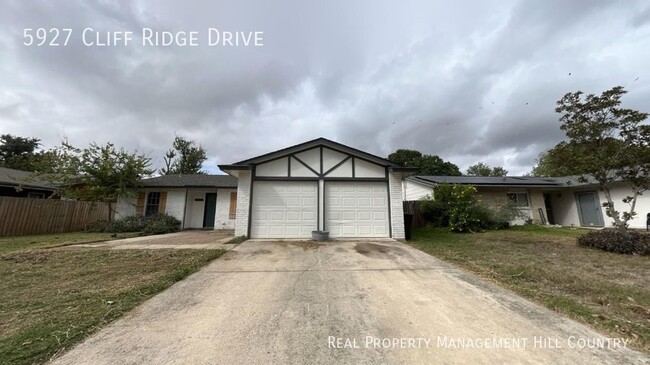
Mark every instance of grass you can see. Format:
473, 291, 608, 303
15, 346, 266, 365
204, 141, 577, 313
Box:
226, 235, 248, 245
0, 233, 226, 364
408, 225, 650, 353
0, 232, 139, 255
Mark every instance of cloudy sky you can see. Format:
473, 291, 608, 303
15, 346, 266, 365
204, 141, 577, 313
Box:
1, 0, 649, 175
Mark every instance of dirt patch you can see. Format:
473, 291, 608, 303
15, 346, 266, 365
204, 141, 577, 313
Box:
354, 242, 405, 257
249, 249, 272, 255
273, 241, 322, 250
1, 250, 51, 263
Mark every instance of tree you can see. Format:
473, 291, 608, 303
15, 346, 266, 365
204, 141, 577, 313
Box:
0, 134, 42, 171
466, 162, 508, 177
388, 149, 461, 176
543, 86, 650, 232
40, 141, 153, 219
160, 136, 207, 175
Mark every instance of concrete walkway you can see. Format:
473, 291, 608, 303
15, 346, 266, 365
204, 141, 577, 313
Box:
53, 239, 649, 364
71, 230, 235, 250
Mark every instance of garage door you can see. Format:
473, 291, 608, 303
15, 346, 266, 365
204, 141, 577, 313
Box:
325, 182, 389, 238
251, 181, 317, 238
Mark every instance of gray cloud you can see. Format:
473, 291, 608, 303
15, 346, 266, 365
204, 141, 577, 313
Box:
1, 0, 649, 175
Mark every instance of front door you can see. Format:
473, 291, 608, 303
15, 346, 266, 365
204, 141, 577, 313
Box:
576, 192, 603, 226
543, 193, 555, 225
203, 193, 217, 228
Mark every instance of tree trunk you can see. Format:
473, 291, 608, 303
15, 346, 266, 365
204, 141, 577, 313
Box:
108, 201, 114, 222
600, 185, 626, 233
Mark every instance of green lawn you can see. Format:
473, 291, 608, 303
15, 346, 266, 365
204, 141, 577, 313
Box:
0, 232, 139, 255
0, 232, 225, 364
408, 225, 650, 353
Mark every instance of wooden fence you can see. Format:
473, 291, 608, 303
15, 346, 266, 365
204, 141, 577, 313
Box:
0, 197, 112, 237
403, 200, 428, 229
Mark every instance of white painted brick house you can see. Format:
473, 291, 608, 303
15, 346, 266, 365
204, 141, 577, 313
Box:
116, 174, 238, 230
219, 138, 416, 239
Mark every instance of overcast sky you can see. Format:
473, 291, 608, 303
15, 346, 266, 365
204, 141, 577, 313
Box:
1, 0, 649, 175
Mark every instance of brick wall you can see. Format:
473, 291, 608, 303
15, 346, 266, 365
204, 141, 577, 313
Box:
234, 171, 251, 236
215, 188, 237, 229
389, 172, 405, 239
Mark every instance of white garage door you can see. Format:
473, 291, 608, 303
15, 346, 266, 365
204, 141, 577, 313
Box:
251, 181, 318, 238
325, 182, 389, 238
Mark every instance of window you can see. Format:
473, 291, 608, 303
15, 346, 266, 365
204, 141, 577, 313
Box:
27, 192, 45, 199
229, 192, 237, 219
507, 193, 529, 207
145, 192, 161, 216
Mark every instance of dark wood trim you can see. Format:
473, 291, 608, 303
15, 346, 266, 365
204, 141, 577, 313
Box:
351, 157, 355, 178
291, 155, 320, 177
247, 168, 255, 238
317, 181, 320, 231
322, 180, 327, 232
322, 146, 386, 170
252, 156, 291, 179
253, 176, 320, 182
323, 156, 351, 177
321, 177, 388, 182
320, 147, 324, 175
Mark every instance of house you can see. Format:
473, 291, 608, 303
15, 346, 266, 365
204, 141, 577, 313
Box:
115, 174, 238, 230
0, 166, 57, 198
218, 138, 417, 239
403, 175, 650, 229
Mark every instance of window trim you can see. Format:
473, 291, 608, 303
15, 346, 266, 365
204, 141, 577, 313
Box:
229, 192, 237, 219
145, 192, 161, 216
507, 192, 529, 207
27, 192, 46, 199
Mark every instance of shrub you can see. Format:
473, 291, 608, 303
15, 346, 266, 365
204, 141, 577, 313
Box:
419, 198, 449, 227
577, 230, 649, 255
85, 220, 110, 233
142, 214, 182, 235
105, 215, 147, 233
104, 214, 181, 235
419, 184, 524, 232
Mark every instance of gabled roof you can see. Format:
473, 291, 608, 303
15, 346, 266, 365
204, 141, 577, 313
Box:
409, 175, 563, 188
142, 174, 237, 188
219, 137, 416, 172
0, 167, 56, 191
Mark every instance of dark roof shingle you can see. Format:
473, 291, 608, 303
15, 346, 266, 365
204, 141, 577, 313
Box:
0, 167, 55, 190
142, 174, 237, 188
411, 175, 563, 187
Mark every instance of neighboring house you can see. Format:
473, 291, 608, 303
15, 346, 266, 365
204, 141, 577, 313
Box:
404, 175, 650, 229
0, 166, 56, 199
219, 138, 417, 239
115, 174, 238, 230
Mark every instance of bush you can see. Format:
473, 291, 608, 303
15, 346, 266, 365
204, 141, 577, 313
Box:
105, 215, 147, 233
420, 198, 449, 227
419, 184, 518, 232
577, 230, 649, 255
85, 220, 110, 232
142, 214, 182, 235
104, 214, 181, 235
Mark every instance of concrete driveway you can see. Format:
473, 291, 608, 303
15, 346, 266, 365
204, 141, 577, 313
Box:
54, 239, 648, 365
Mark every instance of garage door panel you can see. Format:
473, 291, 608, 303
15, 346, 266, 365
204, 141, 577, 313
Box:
325, 182, 389, 238
357, 211, 371, 220
358, 197, 371, 207
251, 181, 317, 238
373, 211, 387, 220
302, 211, 316, 220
